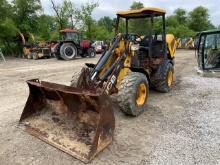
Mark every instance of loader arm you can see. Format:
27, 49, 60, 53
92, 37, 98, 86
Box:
77, 33, 132, 94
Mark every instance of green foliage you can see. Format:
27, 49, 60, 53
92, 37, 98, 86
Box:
166, 15, 178, 27
50, 0, 70, 29
50, 0, 99, 39
0, 18, 17, 39
12, 0, 42, 33
116, 18, 125, 33
0, 0, 17, 55
98, 16, 113, 32
153, 18, 163, 34
36, 15, 57, 41
165, 6, 214, 38
129, 18, 151, 35
90, 23, 113, 40
189, 6, 214, 32
174, 8, 187, 24
165, 9, 193, 38
0, 0, 17, 39
129, 1, 148, 35
130, 1, 144, 9
0, 0, 11, 20
167, 25, 195, 38
50, 31, 60, 41
80, 1, 99, 38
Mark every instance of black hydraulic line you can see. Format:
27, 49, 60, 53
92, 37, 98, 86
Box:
100, 52, 126, 81
93, 35, 122, 73
99, 61, 116, 81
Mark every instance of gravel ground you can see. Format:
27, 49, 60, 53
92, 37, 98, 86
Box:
0, 50, 219, 165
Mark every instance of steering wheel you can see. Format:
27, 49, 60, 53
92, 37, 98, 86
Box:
126, 33, 142, 42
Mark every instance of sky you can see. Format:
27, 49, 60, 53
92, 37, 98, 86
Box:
41, 0, 220, 26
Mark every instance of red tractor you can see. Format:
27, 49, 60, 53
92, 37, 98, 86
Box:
52, 29, 96, 60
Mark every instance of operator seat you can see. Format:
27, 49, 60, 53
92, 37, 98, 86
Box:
140, 35, 152, 49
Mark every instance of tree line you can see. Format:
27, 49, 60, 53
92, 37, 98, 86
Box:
0, 0, 217, 55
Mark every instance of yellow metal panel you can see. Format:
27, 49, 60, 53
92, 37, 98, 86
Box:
116, 68, 131, 88
117, 7, 166, 16
23, 47, 30, 56
166, 34, 176, 58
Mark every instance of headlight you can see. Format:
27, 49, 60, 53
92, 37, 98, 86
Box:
131, 44, 139, 51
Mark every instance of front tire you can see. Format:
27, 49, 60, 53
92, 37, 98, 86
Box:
60, 43, 77, 60
116, 72, 149, 116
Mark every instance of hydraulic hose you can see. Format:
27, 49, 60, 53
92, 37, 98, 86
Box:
91, 34, 122, 80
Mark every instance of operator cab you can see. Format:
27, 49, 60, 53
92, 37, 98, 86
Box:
60, 28, 80, 43
116, 7, 167, 59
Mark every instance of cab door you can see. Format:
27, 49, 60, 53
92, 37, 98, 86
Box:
202, 33, 220, 70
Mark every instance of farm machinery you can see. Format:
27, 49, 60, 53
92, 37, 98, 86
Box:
52, 29, 96, 60
19, 7, 176, 163
176, 37, 194, 49
19, 32, 51, 60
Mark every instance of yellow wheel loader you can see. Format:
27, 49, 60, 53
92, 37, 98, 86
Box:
19, 7, 176, 163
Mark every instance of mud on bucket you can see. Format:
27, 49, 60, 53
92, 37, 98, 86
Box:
19, 79, 115, 163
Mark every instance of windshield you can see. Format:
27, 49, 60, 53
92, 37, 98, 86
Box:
61, 32, 79, 42
203, 33, 220, 69
117, 16, 164, 40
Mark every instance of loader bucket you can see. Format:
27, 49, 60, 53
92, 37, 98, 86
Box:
19, 79, 115, 163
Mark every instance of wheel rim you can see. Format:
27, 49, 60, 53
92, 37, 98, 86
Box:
64, 47, 75, 57
91, 52, 95, 57
136, 83, 147, 106
167, 70, 173, 87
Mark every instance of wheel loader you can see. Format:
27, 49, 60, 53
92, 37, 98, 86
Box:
19, 8, 176, 163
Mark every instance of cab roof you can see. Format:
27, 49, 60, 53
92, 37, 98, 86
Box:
199, 29, 220, 34
117, 7, 166, 18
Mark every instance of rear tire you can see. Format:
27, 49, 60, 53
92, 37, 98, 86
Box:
116, 72, 149, 116
88, 48, 96, 58
155, 62, 174, 93
60, 43, 77, 60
